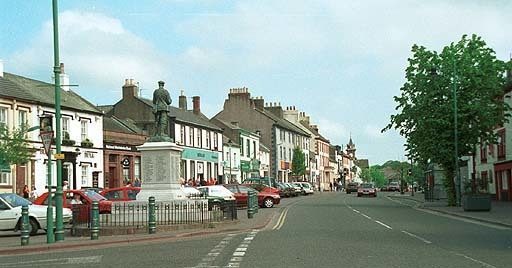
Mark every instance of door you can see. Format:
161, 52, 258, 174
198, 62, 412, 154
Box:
109, 167, 117, 188
16, 165, 26, 196
0, 199, 18, 230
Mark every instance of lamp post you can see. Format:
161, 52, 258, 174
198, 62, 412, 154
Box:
52, 0, 65, 241
452, 55, 461, 207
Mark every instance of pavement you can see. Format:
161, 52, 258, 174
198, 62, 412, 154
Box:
388, 192, 512, 228
0, 198, 283, 256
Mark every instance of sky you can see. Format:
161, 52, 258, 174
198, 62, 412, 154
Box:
1, 0, 511, 165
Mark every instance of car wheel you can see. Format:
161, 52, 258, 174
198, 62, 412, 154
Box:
263, 198, 274, 208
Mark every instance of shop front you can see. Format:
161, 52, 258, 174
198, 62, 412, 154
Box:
181, 148, 221, 185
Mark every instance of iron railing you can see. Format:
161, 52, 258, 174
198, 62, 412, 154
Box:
72, 199, 237, 233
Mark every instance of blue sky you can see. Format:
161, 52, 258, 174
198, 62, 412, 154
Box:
1, 0, 511, 165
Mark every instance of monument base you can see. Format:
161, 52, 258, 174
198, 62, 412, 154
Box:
136, 141, 185, 202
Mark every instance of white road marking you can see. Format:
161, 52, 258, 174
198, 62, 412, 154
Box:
188, 234, 237, 268
401, 230, 432, 244
352, 209, 361, 214
0, 256, 102, 267
272, 207, 289, 230
361, 213, 372, 220
450, 251, 497, 268
374, 220, 393, 229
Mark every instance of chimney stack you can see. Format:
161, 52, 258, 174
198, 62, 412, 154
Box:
122, 78, 138, 100
252, 96, 264, 110
0, 59, 3, 78
179, 90, 187, 110
59, 63, 70, 91
192, 96, 201, 114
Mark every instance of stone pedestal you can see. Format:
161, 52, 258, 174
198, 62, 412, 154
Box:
136, 142, 185, 201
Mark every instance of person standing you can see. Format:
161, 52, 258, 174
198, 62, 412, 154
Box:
22, 185, 29, 198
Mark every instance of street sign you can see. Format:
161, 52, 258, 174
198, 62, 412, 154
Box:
54, 153, 65, 160
40, 131, 54, 156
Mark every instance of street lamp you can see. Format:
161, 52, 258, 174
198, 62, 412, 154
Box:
452, 55, 461, 207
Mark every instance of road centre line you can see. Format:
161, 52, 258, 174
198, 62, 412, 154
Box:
450, 251, 497, 268
374, 220, 393, 230
401, 230, 432, 244
361, 213, 372, 220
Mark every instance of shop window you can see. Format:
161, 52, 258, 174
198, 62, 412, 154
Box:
134, 157, 141, 180
0, 173, 11, 185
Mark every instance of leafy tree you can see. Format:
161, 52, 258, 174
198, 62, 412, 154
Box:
384, 34, 511, 205
360, 167, 386, 187
0, 124, 32, 166
291, 147, 306, 179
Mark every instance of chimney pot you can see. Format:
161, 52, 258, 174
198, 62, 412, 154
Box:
192, 96, 201, 114
60, 63, 65, 74
0, 59, 4, 78
179, 91, 187, 110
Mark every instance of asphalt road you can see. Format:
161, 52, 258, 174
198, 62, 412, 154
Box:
1, 192, 511, 268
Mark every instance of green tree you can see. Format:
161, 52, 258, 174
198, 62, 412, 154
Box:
360, 167, 387, 187
384, 34, 511, 205
0, 124, 32, 167
291, 147, 306, 179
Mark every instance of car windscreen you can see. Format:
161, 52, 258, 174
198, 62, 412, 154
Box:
83, 190, 107, 201
0, 193, 31, 207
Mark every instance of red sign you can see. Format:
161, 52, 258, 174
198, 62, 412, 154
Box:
40, 131, 54, 156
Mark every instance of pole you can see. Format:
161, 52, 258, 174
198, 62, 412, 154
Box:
453, 54, 461, 207
52, 0, 64, 241
21, 205, 30, 246
229, 144, 232, 183
46, 153, 54, 243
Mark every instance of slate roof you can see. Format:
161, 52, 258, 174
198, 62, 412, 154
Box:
0, 73, 102, 115
103, 115, 143, 134
137, 97, 221, 131
304, 123, 330, 143
255, 108, 310, 137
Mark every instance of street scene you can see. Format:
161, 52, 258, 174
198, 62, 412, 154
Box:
1, 1, 512, 267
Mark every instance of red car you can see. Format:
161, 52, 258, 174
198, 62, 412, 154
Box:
224, 184, 280, 208
357, 183, 377, 197
100, 186, 141, 201
243, 183, 281, 196
34, 189, 112, 214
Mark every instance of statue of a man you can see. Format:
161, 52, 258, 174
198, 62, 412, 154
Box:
152, 81, 171, 139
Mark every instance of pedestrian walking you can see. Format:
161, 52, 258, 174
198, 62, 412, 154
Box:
29, 186, 39, 201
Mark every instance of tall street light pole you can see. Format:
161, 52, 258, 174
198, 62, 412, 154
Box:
453, 54, 461, 207
52, 0, 65, 241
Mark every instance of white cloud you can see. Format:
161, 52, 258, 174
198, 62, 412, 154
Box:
9, 10, 171, 104
364, 125, 385, 139
316, 117, 348, 143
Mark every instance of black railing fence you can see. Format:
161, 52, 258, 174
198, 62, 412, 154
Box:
72, 199, 237, 233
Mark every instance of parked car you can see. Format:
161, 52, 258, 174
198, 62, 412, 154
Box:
275, 182, 297, 197
34, 189, 112, 214
197, 185, 236, 210
346, 182, 359, 194
286, 182, 303, 195
100, 186, 141, 201
0, 193, 72, 235
243, 183, 281, 196
181, 186, 202, 198
357, 183, 377, 197
224, 184, 281, 208
387, 181, 401, 192
292, 182, 314, 195
242, 177, 278, 188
